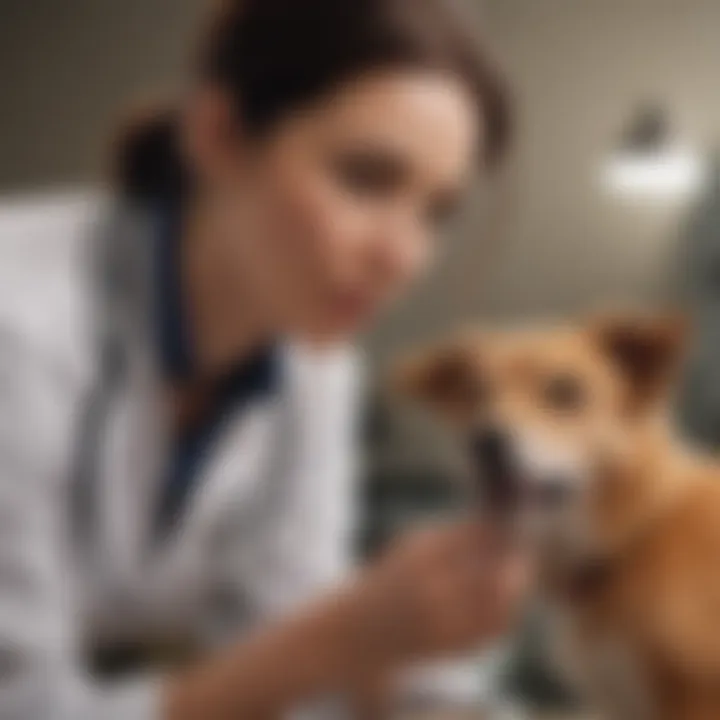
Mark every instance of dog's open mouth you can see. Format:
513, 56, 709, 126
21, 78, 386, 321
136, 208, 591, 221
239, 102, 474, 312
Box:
477, 465, 525, 515
470, 430, 577, 518
469, 432, 526, 514
478, 467, 575, 514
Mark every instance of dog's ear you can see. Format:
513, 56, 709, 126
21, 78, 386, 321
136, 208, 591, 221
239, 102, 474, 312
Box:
592, 314, 688, 411
391, 334, 482, 417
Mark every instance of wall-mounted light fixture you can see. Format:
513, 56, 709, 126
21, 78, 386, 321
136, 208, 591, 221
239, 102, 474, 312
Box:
602, 104, 705, 200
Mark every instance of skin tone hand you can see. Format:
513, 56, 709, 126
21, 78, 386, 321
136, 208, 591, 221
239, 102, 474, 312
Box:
164, 520, 529, 720
352, 520, 528, 665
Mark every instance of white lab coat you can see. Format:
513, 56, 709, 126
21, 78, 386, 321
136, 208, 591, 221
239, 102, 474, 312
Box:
0, 190, 362, 719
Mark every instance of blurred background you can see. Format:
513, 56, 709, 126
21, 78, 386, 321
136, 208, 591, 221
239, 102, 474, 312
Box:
3, 0, 719, 332
3, 0, 720, 715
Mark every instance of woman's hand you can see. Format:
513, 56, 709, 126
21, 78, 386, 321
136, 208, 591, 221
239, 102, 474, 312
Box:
164, 520, 528, 720
350, 520, 529, 666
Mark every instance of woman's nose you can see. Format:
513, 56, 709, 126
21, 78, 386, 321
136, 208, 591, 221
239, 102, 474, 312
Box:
370, 222, 431, 289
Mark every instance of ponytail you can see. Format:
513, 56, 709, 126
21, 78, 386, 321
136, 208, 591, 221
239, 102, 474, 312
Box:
112, 107, 188, 203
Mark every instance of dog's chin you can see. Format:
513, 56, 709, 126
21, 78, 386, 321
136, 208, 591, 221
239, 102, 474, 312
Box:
475, 463, 595, 565
477, 464, 578, 514
521, 507, 604, 591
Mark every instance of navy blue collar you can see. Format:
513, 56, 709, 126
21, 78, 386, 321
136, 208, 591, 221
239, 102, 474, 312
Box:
150, 200, 280, 541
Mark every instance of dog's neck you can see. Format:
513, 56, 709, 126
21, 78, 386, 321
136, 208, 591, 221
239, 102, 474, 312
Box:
608, 416, 691, 539
550, 416, 697, 604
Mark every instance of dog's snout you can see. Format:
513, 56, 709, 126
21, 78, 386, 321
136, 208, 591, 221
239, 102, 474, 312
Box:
533, 476, 574, 510
473, 427, 512, 475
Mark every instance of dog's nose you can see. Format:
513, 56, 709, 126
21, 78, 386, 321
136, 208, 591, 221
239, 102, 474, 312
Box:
472, 426, 512, 476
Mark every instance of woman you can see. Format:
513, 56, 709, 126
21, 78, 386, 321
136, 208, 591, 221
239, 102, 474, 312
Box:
0, 0, 523, 718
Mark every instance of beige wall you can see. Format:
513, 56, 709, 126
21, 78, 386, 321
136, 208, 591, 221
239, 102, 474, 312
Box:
0, 0, 203, 191
372, 0, 720, 357
1, 0, 716, 356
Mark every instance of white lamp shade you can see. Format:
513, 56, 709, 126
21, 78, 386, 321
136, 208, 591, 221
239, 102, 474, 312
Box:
602, 146, 705, 200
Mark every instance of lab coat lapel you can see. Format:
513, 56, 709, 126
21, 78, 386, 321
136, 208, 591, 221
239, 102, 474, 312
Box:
98, 355, 168, 582
175, 396, 283, 555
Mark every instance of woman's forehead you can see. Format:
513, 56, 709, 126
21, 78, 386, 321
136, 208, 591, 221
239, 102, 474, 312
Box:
291, 70, 480, 178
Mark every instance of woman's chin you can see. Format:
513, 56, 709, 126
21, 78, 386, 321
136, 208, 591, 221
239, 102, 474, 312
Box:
289, 315, 368, 347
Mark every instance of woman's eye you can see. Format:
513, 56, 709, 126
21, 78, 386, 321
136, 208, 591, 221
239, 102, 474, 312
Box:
543, 374, 586, 412
332, 152, 406, 197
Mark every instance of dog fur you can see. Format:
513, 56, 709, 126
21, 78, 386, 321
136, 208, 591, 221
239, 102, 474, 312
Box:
395, 315, 720, 720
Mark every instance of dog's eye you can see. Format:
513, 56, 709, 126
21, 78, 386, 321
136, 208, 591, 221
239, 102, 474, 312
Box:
543, 374, 585, 412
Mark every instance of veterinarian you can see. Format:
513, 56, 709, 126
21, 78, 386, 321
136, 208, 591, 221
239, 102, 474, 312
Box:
0, 1, 523, 718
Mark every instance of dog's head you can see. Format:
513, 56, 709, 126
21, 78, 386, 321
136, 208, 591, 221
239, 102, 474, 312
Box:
394, 314, 687, 569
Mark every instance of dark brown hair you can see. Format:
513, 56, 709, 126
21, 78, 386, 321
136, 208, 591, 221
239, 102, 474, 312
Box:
116, 0, 512, 201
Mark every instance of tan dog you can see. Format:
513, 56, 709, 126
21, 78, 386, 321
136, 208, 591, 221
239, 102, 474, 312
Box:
395, 315, 720, 720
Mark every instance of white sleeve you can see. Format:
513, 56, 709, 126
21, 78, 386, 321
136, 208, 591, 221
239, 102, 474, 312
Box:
192, 346, 362, 720
254, 346, 365, 720
204, 344, 363, 638
234, 344, 363, 624
0, 330, 161, 720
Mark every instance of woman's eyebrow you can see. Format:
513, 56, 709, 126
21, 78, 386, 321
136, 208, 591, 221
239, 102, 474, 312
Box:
333, 144, 414, 183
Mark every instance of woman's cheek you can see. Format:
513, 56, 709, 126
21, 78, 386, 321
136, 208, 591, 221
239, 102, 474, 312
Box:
260, 189, 341, 323
407, 233, 437, 285
256, 161, 387, 335
284, 175, 366, 278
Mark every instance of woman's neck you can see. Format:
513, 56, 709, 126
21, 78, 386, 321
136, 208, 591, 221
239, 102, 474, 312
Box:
180, 195, 271, 378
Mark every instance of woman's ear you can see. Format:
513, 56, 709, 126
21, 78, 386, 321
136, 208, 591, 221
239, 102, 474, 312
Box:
180, 84, 243, 184
591, 313, 688, 412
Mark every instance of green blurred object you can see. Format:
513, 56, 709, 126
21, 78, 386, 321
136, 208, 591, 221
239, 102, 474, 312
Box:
358, 388, 466, 558
676, 155, 720, 450
499, 608, 580, 711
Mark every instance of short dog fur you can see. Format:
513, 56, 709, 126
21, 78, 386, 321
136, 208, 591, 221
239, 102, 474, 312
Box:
395, 315, 720, 720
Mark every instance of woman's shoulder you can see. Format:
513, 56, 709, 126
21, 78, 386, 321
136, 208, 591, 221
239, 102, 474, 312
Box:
0, 188, 108, 385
